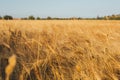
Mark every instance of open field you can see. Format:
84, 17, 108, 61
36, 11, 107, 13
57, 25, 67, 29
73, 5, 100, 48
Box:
0, 20, 120, 80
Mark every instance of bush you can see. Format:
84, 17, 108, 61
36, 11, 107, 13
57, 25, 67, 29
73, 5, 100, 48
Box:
28, 16, 35, 20
36, 17, 41, 20
47, 16, 52, 20
3, 15, 13, 20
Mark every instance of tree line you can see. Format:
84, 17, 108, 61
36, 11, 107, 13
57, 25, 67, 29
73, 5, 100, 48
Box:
0, 14, 120, 20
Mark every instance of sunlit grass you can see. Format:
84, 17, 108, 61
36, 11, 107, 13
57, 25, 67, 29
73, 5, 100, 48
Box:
0, 20, 120, 80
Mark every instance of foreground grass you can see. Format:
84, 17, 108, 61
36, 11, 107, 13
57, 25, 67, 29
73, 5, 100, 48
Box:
0, 20, 120, 80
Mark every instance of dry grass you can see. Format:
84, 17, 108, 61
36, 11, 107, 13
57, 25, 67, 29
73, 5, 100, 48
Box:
5, 54, 16, 80
0, 20, 120, 80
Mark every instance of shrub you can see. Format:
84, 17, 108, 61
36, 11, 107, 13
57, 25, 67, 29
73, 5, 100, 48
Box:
36, 17, 41, 20
47, 16, 52, 20
28, 16, 35, 20
3, 15, 13, 20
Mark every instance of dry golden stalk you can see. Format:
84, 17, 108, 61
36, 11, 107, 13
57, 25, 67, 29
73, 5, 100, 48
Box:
5, 54, 16, 80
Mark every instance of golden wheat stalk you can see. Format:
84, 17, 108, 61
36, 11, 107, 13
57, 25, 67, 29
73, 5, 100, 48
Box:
5, 54, 16, 80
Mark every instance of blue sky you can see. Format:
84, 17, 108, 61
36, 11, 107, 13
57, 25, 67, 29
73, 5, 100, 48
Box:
0, 0, 120, 18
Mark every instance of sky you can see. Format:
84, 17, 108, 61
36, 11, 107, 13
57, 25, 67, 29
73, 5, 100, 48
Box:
0, 0, 120, 18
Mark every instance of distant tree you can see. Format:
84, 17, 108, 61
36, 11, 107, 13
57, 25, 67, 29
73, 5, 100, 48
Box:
21, 17, 28, 20
3, 15, 13, 20
47, 16, 52, 20
28, 15, 35, 20
0, 16, 2, 19
109, 14, 120, 20
96, 16, 104, 20
55, 17, 60, 20
116, 17, 120, 20
78, 17, 82, 20
97, 16, 100, 19
104, 16, 109, 20
110, 14, 117, 20
112, 14, 116, 17
36, 17, 41, 20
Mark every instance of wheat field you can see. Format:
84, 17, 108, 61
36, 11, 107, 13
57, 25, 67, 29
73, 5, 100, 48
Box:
0, 20, 120, 80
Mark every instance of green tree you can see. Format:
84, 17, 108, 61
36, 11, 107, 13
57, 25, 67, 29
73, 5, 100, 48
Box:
28, 15, 35, 20
3, 15, 13, 20
78, 17, 82, 20
36, 17, 41, 20
47, 16, 52, 20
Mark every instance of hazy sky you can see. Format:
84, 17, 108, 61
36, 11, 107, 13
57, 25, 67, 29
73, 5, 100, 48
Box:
0, 0, 120, 18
